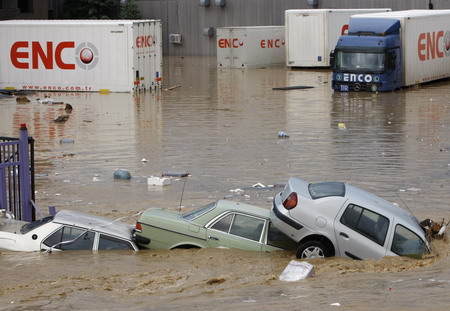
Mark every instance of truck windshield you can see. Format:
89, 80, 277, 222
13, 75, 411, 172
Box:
335, 51, 385, 73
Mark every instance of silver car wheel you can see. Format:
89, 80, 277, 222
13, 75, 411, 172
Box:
301, 246, 325, 258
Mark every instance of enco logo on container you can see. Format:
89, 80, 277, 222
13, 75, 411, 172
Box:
418, 30, 450, 61
260, 39, 285, 48
218, 39, 244, 48
10, 41, 99, 70
136, 35, 155, 48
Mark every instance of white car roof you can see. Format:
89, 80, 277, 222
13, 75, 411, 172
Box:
53, 210, 134, 239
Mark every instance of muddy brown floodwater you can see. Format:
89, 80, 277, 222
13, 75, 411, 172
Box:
1, 56, 450, 310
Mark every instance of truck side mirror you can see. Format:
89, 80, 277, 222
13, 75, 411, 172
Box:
329, 50, 335, 68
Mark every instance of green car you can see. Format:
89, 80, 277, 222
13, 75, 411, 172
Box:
133, 200, 297, 252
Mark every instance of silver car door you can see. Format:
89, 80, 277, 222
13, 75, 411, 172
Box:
334, 204, 390, 260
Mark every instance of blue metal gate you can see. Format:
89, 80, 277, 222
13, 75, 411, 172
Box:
0, 124, 35, 221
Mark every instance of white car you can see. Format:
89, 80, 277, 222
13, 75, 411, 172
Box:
270, 177, 430, 260
0, 210, 139, 251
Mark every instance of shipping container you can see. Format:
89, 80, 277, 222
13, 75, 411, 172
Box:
285, 9, 391, 68
331, 10, 450, 92
217, 26, 285, 69
0, 20, 162, 93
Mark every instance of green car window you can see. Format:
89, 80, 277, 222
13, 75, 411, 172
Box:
211, 214, 233, 233
229, 214, 264, 242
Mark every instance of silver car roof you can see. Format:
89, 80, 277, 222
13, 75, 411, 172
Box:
289, 177, 424, 234
53, 210, 134, 239
344, 184, 423, 230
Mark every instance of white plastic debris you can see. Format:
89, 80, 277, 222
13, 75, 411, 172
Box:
141, 158, 148, 163
279, 260, 315, 281
330, 303, 341, 306
148, 176, 171, 186
252, 183, 266, 188
230, 188, 244, 193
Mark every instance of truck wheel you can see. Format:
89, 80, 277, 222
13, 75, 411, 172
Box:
296, 240, 330, 259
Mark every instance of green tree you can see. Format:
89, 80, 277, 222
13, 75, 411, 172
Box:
119, 1, 142, 19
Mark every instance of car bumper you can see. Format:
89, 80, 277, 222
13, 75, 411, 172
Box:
271, 197, 303, 230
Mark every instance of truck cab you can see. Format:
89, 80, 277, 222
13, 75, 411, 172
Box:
331, 18, 402, 92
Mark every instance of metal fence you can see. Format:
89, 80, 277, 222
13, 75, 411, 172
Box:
0, 124, 35, 221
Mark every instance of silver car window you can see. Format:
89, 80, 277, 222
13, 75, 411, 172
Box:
391, 225, 427, 257
340, 204, 389, 246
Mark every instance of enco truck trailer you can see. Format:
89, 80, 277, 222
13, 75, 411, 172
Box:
331, 10, 450, 92
285, 9, 391, 67
217, 26, 285, 68
0, 20, 162, 93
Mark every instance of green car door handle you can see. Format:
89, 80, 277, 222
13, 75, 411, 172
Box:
208, 236, 219, 240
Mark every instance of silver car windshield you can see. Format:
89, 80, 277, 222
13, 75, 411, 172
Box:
182, 202, 216, 221
335, 51, 385, 72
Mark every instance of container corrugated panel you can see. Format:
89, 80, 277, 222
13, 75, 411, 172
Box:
217, 26, 285, 69
285, 9, 391, 67
350, 10, 450, 87
0, 20, 162, 92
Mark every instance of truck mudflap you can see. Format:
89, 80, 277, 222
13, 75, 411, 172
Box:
333, 81, 382, 92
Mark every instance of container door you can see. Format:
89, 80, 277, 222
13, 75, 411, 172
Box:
217, 28, 232, 68
287, 12, 325, 67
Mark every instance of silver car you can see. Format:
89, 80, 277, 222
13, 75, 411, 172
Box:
270, 177, 430, 260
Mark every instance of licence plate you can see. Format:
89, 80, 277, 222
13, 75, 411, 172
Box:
340, 85, 349, 92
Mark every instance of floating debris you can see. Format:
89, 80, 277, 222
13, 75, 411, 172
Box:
164, 85, 181, 91
338, 123, 347, 130
279, 260, 315, 281
278, 131, 289, 138
272, 86, 314, 90
162, 171, 189, 177
60, 138, 75, 144
148, 176, 170, 186
114, 169, 131, 180
64, 103, 73, 112
252, 183, 266, 188
16, 96, 30, 103
54, 115, 70, 123
420, 218, 449, 240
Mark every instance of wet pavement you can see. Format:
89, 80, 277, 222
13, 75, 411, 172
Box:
0, 56, 450, 310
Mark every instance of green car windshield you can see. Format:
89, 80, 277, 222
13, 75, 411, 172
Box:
181, 202, 216, 221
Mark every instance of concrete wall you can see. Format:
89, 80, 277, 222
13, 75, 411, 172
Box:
135, 0, 450, 56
